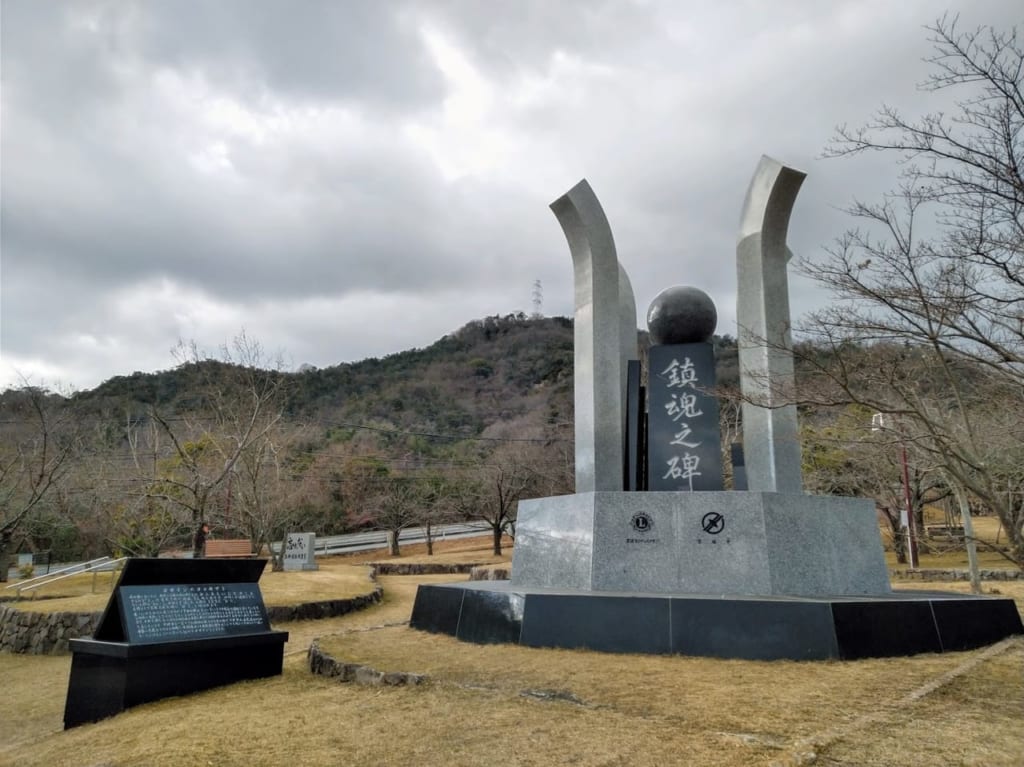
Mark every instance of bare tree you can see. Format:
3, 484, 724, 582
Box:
0, 386, 78, 581
459, 443, 555, 556
796, 16, 1024, 566
229, 422, 314, 569
137, 332, 289, 556
802, 405, 948, 564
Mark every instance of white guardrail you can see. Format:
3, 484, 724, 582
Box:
3, 521, 494, 584
3, 556, 128, 598
270, 521, 492, 556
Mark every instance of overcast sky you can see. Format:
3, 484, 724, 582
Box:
2, 0, 1019, 392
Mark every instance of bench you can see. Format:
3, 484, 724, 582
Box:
925, 525, 965, 542
205, 539, 254, 558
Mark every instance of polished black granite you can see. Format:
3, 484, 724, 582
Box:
64, 634, 287, 729
410, 582, 1023, 661
64, 558, 287, 729
522, 593, 672, 654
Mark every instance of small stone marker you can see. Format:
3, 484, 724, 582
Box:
283, 532, 318, 571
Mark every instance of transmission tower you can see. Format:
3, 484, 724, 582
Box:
531, 279, 544, 318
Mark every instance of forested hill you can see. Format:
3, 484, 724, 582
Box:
67, 314, 739, 441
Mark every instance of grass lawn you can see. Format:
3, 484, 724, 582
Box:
0, 537, 1021, 766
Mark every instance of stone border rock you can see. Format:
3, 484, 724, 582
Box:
0, 604, 101, 655
265, 586, 383, 623
891, 568, 1023, 581
308, 639, 426, 686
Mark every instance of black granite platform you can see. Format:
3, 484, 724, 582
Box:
410, 581, 1023, 661
64, 558, 288, 729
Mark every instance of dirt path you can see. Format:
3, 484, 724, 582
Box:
279, 572, 462, 662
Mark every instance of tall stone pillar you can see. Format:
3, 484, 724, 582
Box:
736, 156, 805, 493
551, 180, 637, 492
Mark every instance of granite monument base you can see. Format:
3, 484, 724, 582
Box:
512, 491, 892, 596
410, 581, 1023, 660
64, 633, 288, 729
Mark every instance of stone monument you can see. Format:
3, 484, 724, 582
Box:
283, 532, 318, 571
410, 157, 1023, 660
64, 558, 288, 728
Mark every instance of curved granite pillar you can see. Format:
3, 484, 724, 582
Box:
551, 180, 633, 492
736, 156, 806, 493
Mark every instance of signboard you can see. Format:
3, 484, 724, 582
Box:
117, 583, 269, 644
646, 343, 723, 491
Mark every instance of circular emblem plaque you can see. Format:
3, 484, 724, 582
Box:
630, 512, 654, 533
701, 512, 725, 535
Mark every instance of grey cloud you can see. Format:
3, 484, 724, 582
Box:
2, 0, 444, 115
3, 0, 1021, 390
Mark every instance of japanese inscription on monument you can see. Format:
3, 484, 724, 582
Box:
647, 343, 723, 491
118, 583, 269, 643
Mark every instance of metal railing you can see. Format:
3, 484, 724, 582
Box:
4, 556, 127, 598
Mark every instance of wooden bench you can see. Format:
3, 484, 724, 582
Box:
925, 525, 965, 542
205, 539, 254, 558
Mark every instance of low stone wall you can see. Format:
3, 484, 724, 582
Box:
0, 604, 101, 655
266, 587, 383, 622
308, 639, 425, 686
1, 585, 384, 655
891, 568, 1023, 581
369, 562, 482, 576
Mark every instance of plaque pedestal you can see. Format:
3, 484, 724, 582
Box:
64, 633, 287, 728
63, 558, 288, 729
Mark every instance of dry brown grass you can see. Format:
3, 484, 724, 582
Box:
1, 526, 1020, 766
334, 536, 514, 565
1, 566, 1022, 767
895, 579, 1024, 616
3, 558, 380, 615
259, 560, 377, 606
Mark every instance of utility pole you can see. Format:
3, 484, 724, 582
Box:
873, 413, 918, 568
899, 443, 919, 569
531, 279, 543, 319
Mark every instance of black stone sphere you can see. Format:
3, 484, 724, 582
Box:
646, 286, 717, 345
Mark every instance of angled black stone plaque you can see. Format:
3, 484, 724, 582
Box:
64, 558, 287, 729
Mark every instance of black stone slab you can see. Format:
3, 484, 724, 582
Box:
410, 582, 1022, 662
64, 558, 287, 729
95, 558, 268, 641
410, 584, 465, 636
521, 593, 672, 654
457, 588, 524, 645
830, 600, 943, 659
730, 442, 747, 491
647, 343, 723, 491
622, 358, 638, 491
64, 633, 286, 729
670, 598, 839, 660
930, 596, 1024, 652
118, 583, 268, 644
